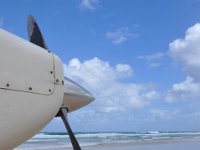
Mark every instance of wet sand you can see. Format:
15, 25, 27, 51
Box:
43, 139, 200, 150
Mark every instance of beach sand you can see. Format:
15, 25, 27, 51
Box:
43, 139, 200, 150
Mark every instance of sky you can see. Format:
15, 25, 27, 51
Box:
1, 0, 200, 132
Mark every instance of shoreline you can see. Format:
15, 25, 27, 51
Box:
33, 138, 200, 150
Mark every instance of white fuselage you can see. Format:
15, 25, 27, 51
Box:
0, 28, 94, 150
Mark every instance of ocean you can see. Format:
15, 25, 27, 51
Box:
15, 131, 200, 150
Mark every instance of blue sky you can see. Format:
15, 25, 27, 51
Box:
1, 0, 200, 132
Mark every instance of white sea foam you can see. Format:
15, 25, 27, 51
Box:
76, 132, 131, 138
148, 131, 160, 134
32, 133, 69, 139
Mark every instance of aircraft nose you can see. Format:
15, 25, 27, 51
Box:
62, 77, 95, 112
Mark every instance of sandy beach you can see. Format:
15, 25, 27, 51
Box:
37, 139, 200, 150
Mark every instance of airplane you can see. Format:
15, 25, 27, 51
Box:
0, 15, 95, 150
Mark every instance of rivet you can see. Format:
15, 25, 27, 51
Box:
62, 80, 64, 85
56, 79, 59, 83
29, 87, 32, 91
50, 71, 53, 74
6, 83, 10, 87
49, 89, 51, 92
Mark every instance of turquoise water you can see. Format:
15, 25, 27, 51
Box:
15, 131, 200, 149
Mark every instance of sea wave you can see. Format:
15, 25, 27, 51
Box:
15, 131, 200, 149
32, 131, 200, 140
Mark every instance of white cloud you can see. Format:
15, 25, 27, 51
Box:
64, 57, 158, 114
106, 27, 137, 45
137, 52, 165, 61
169, 23, 200, 81
142, 91, 159, 100
149, 62, 162, 68
115, 64, 133, 77
167, 23, 200, 102
165, 76, 200, 103
137, 52, 165, 68
150, 109, 180, 120
79, 0, 99, 11
0, 17, 4, 27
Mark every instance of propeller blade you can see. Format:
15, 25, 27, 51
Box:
27, 15, 49, 50
58, 107, 81, 150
